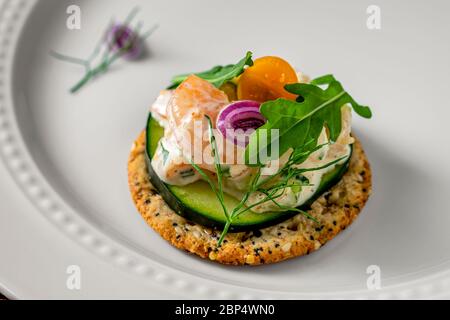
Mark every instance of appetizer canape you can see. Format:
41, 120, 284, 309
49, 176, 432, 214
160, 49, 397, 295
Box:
128, 52, 372, 265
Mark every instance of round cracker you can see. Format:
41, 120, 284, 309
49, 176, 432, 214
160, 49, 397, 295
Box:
128, 131, 371, 266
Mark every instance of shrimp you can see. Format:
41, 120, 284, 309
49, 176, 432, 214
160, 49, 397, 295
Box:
167, 75, 230, 172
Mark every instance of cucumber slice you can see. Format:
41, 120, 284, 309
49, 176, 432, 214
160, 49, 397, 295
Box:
145, 114, 350, 231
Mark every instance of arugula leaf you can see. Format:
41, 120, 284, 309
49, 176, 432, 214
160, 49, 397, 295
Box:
167, 52, 253, 89
168, 66, 222, 89
245, 75, 372, 166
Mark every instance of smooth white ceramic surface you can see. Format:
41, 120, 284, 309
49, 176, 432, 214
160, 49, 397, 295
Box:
1, 0, 450, 299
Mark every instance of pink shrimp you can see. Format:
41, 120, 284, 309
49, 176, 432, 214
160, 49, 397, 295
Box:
167, 75, 230, 171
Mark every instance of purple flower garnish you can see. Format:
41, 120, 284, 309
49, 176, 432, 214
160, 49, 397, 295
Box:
107, 24, 142, 60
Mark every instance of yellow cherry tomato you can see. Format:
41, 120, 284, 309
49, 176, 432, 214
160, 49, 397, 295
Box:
237, 56, 298, 102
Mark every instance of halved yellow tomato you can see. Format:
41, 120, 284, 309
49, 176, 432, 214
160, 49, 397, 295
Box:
237, 56, 298, 102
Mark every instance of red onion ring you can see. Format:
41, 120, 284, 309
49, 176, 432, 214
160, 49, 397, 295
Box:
217, 100, 266, 147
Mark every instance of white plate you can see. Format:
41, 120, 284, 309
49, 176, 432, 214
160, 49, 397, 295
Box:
1, 0, 450, 299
